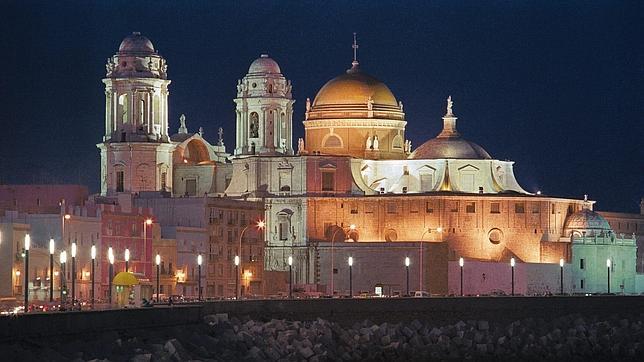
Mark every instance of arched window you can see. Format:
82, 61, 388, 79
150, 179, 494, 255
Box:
392, 135, 403, 149
249, 112, 259, 138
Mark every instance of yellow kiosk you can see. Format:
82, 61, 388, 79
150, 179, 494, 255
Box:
112, 272, 153, 307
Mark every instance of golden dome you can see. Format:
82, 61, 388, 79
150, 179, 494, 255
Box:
112, 271, 140, 286
312, 65, 398, 108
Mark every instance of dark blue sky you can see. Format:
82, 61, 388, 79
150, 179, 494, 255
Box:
1, 1, 642, 212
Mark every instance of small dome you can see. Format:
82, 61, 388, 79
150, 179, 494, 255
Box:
248, 54, 281, 74
564, 208, 613, 237
119, 32, 155, 54
410, 137, 491, 160
112, 271, 140, 286
313, 65, 398, 107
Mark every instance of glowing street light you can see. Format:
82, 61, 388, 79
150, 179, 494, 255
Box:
197, 254, 203, 301
348, 256, 354, 298
559, 258, 564, 295
234, 255, 240, 300
155, 253, 161, 303
71, 242, 77, 305
49, 239, 55, 302
238, 220, 265, 299
606, 258, 611, 294
124, 248, 130, 272
459, 257, 465, 297
404, 257, 410, 297
59, 250, 67, 303
91, 244, 96, 307
510, 257, 516, 296
24, 234, 30, 310
288, 256, 293, 299
108, 247, 114, 304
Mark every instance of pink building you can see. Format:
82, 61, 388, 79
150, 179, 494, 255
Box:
0, 185, 88, 214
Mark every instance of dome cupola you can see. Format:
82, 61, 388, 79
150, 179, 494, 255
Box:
248, 54, 281, 75
118, 32, 155, 54
564, 207, 613, 238
410, 96, 491, 160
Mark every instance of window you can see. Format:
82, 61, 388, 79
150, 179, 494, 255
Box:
466, 202, 476, 213
490, 202, 500, 214
551, 204, 555, 214
365, 203, 374, 214
579, 258, 584, 270
350, 204, 358, 214
249, 112, 259, 138
515, 203, 525, 214
323, 134, 342, 148
185, 179, 197, 196
387, 203, 397, 214
531, 203, 540, 213
116, 171, 124, 192
425, 201, 434, 213
580, 279, 584, 289
227, 230, 233, 243
161, 171, 167, 190
321, 172, 335, 191
450, 202, 459, 212
279, 222, 289, 241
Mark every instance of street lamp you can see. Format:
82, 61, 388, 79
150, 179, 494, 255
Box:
419, 227, 443, 294
62, 214, 71, 245
197, 254, 203, 301
155, 253, 161, 303
559, 258, 564, 295
330, 224, 356, 296
108, 247, 114, 304
91, 245, 96, 308
49, 239, 55, 302
510, 257, 516, 296
288, 256, 293, 299
143, 218, 152, 266
459, 257, 464, 297
24, 234, 30, 310
71, 241, 77, 305
60, 250, 67, 304
348, 256, 354, 298
234, 255, 240, 300
238, 220, 265, 299
606, 258, 611, 294
404, 257, 410, 297
124, 248, 130, 272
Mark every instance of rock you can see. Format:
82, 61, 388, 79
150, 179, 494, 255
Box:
381, 335, 391, 346
402, 326, 415, 339
411, 320, 423, 331
129, 353, 152, 362
164, 339, 181, 356
298, 346, 315, 359
476, 343, 488, 354
477, 321, 489, 331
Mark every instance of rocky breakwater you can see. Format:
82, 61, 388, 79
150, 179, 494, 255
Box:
2, 312, 644, 361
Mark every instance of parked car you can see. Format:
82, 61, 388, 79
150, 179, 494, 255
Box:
413, 291, 429, 297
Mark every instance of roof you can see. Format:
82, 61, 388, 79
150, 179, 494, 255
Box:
312, 64, 398, 108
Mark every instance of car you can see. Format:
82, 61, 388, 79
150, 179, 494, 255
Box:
413, 291, 429, 297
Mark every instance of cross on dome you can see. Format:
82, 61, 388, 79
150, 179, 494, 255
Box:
352, 32, 359, 67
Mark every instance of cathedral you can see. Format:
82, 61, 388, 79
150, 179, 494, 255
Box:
98, 32, 641, 296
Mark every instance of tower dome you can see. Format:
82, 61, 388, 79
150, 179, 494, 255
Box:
564, 208, 613, 238
248, 54, 281, 74
118, 32, 155, 54
410, 96, 492, 160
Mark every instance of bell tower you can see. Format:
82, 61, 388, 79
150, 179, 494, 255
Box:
234, 54, 294, 156
97, 32, 174, 195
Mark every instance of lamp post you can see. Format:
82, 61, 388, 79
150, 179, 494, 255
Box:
510, 257, 515, 296
237, 220, 264, 299
108, 247, 114, 305
348, 256, 353, 298
404, 257, 410, 297
606, 258, 611, 294
330, 224, 355, 296
62, 214, 70, 245
234, 255, 240, 300
155, 253, 161, 303
49, 239, 55, 302
91, 245, 96, 308
419, 227, 442, 294
559, 258, 564, 295
124, 248, 130, 273
24, 234, 30, 310
288, 256, 293, 299
197, 254, 203, 301
60, 251, 67, 304
143, 218, 152, 265
459, 257, 464, 297
71, 241, 77, 306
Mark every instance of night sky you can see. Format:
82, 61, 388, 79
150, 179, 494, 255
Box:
1, 1, 642, 213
